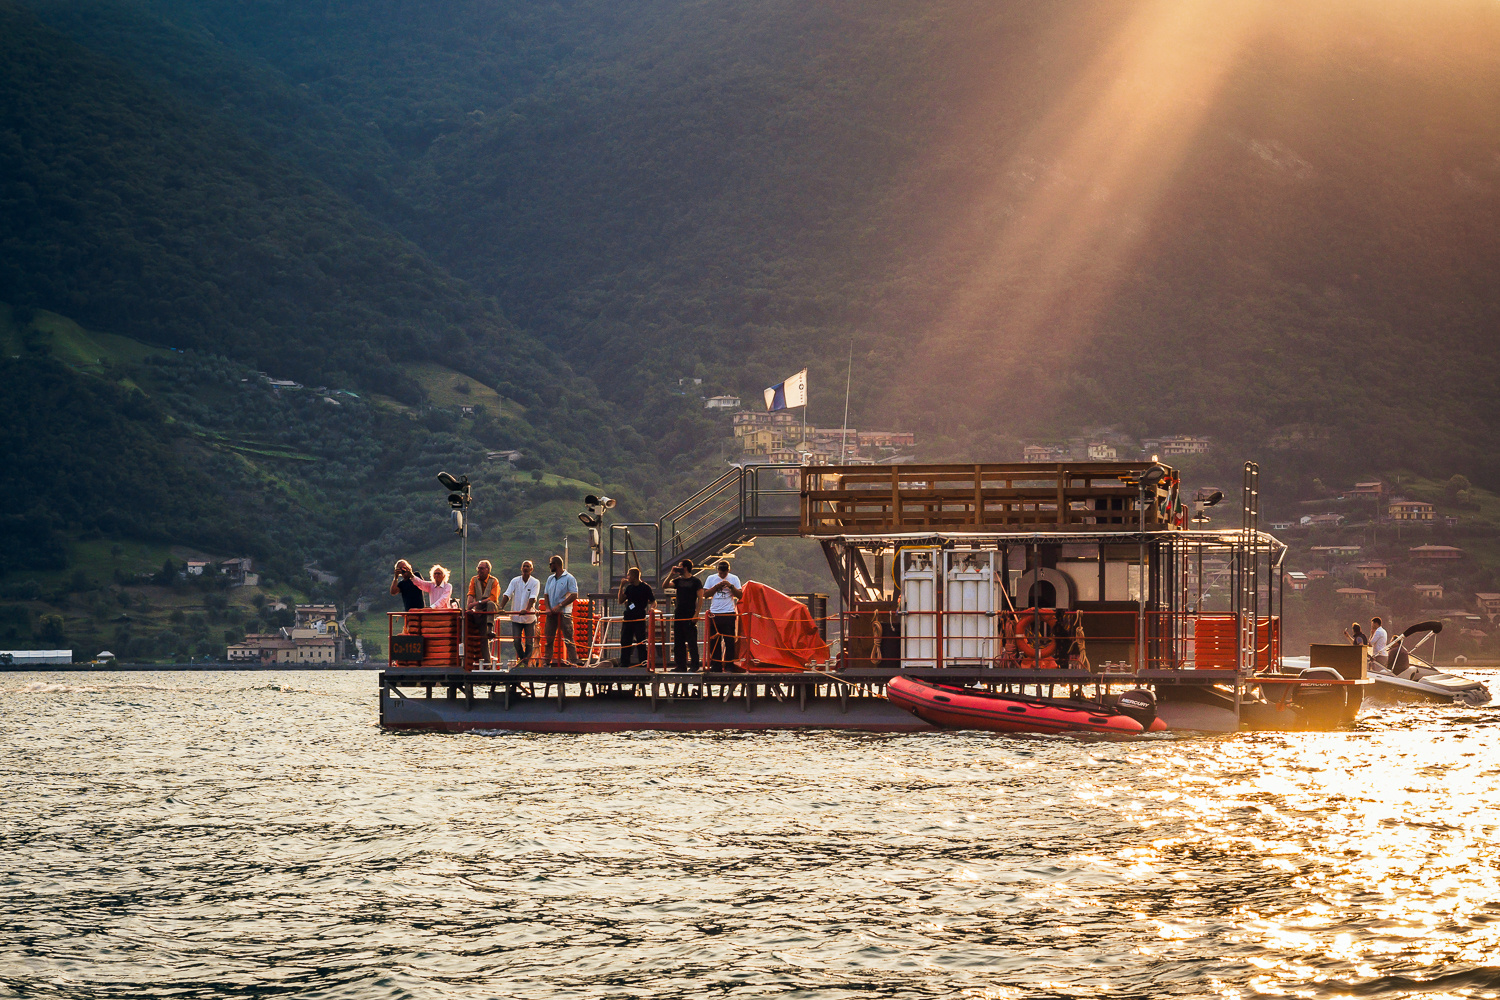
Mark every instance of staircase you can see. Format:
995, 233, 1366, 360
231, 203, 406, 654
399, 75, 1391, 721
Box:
609, 465, 801, 585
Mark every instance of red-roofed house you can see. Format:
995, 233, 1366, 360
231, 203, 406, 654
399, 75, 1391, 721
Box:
1410, 545, 1463, 560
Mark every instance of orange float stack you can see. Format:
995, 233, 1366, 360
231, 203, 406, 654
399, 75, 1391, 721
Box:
572, 600, 594, 663
1194, 615, 1279, 669
396, 610, 464, 669
1193, 616, 1237, 668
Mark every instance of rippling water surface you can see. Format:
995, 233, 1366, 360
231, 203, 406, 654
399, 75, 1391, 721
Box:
3, 670, 1500, 999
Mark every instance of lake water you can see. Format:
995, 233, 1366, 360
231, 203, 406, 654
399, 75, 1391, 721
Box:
2, 670, 1498, 999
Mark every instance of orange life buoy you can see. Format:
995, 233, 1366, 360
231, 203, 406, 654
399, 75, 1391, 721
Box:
1012, 609, 1057, 661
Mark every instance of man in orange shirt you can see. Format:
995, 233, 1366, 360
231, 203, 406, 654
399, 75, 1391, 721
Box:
466, 560, 502, 645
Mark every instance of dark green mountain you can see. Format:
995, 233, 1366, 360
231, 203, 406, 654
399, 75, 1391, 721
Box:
5, 0, 1500, 657
22, 0, 1500, 487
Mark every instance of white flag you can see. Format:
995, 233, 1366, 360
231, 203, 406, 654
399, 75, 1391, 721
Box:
764, 369, 808, 411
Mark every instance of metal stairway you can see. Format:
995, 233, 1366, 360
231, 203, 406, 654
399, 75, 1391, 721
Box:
608, 465, 802, 585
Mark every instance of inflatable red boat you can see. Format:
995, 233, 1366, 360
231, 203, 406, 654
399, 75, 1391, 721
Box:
886, 676, 1167, 735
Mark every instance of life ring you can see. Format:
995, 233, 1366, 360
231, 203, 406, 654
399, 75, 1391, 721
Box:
1013, 609, 1057, 661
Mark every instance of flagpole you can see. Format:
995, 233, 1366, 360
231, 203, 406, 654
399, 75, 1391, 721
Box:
839, 336, 854, 463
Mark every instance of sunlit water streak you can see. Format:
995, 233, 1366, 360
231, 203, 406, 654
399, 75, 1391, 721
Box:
2, 671, 1498, 999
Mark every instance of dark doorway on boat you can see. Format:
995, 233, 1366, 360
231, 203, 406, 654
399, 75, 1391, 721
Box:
1027, 581, 1057, 607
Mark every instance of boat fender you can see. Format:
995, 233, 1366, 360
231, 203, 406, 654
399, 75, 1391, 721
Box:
1115, 688, 1158, 730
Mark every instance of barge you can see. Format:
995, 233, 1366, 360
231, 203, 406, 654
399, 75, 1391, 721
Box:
380, 460, 1369, 734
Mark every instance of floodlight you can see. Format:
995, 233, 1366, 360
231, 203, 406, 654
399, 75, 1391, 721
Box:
584, 494, 600, 506
1197, 488, 1225, 507
438, 471, 465, 492
447, 492, 466, 509
599, 496, 616, 509
1142, 466, 1167, 488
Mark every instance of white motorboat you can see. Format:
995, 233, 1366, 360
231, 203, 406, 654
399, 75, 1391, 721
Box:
1370, 621, 1490, 707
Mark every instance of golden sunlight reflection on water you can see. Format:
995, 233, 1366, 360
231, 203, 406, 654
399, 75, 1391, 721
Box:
0, 672, 1498, 999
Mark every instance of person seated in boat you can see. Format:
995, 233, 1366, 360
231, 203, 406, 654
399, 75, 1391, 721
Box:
1343, 621, 1367, 646
390, 560, 426, 611
465, 560, 502, 642
412, 564, 454, 610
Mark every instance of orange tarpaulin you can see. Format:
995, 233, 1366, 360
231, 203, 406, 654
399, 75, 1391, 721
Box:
735, 581, 831, 672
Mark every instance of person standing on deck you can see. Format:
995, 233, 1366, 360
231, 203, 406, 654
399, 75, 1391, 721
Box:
616, 567, 655, 668
465, 560, 502, 645
499, 560, 540, 665
704, 560, 742, 671
666, 558, 704, 671
1369, 617, 1388, 657
390, 560, 426, 611
412, 565, 453, 610
542, 555, 580, 666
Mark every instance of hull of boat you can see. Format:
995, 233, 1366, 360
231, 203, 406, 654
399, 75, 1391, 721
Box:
1369, 672, 1490, 706
381, 686, 935, 731
885, 676, 1154, 735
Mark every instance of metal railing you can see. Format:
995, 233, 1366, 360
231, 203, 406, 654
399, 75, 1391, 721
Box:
612, 465, 801, 585
800, 463, 1175, 535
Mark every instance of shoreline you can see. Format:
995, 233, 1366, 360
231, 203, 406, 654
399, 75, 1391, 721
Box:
1, 663, 385, 672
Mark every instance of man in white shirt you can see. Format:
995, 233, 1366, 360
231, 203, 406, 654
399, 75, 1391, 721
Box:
542, 555, 580, 666
704, 560, 742, 671
1369, 617, 1388, 658
499, 560, 541, 665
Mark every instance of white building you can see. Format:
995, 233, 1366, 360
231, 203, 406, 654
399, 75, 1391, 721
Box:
0, 650, 72, 665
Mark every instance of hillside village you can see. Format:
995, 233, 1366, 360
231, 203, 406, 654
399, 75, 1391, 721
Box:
1021, 429, 1212, 463
1271, 476, 1500, 658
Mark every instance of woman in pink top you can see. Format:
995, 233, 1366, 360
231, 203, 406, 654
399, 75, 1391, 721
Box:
412, 564, 454, 609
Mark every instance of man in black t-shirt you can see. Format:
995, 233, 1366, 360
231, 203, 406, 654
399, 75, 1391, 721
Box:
616, 567, 655, 668
390, 560, 425, 611
666, 558, 704, 671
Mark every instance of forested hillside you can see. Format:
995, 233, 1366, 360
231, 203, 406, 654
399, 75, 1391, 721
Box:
20, 0, 1498, 486
5, 0, 1500, 656
0, 1, 642, 467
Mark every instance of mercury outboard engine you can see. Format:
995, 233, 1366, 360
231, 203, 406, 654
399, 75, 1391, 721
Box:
1292, 666, 1350, 728
1115, 688, 1158, 730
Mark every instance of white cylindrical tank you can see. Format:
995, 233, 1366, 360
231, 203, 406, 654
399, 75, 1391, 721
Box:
944, 550, 996, 663
899, 547, 938, 667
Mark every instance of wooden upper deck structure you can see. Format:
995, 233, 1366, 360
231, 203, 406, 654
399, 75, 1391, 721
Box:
799, 462, 1176, 536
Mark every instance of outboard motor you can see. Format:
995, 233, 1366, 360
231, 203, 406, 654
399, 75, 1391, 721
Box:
1292, 666, 1350, 728
1115, 688, 1158, 730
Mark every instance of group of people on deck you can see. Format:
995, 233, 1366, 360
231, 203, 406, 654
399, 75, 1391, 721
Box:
389, 556, 744, 669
